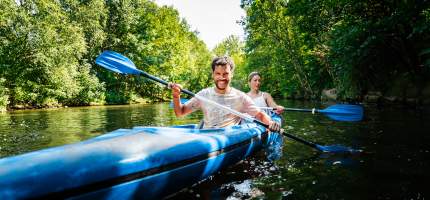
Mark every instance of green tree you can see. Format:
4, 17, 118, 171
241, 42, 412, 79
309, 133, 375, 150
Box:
0, 78, 8, 112
241, 0, 310, 98
98, 1, 212, 102
0, 0, 212, 108
59, 0, 108, 64
0, 0, 105, 107
241, 0, 430, 100
212, 35, 247, 90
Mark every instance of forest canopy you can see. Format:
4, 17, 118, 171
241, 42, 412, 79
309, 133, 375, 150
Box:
0, 0, 212, 111
1, 0, 430, 112
240, 0, 430, 102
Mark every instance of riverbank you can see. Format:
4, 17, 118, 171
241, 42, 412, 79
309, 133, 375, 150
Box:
288, 82, 430, 107
0, 97, 155, 113
3, 95, 430, 114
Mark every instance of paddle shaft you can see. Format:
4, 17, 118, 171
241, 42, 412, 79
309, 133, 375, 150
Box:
284, 108, 317, 112
140, 71, 195, 97
260, 107, 318, 114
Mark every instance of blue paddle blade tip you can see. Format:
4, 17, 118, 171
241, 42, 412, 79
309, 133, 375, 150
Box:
95, 51, 142, 75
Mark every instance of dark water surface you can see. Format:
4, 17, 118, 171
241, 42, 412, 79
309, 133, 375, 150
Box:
0, 101, 429, 199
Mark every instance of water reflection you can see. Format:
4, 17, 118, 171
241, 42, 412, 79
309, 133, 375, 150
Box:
0, 104, 201, 158
168, 101, 429, 200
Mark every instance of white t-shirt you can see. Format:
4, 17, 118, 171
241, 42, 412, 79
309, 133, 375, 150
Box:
185, 87, 260, 128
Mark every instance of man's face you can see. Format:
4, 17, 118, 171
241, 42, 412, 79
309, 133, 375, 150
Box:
212, 64, 233, 91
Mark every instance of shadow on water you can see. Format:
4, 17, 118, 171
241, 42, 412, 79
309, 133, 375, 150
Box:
168, 101, 430, 200
1, 101, 429, 199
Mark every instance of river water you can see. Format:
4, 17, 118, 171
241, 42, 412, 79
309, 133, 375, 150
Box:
0, 101, 428, 199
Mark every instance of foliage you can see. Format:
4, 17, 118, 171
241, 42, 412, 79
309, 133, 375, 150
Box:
3, 0, 428, 108
0, 78, 8, 112
92, 0, 212, 102
241, 0, 430, 100
0, 0, 211, 108
0, 0, 105, 107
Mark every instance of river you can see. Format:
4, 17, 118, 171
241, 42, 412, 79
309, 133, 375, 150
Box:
0, 101, 428, 199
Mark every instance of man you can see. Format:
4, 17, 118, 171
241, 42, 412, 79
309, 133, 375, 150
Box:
169, 56, 280, 131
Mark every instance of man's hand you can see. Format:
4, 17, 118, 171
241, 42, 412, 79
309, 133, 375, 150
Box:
168, 83, 182, 98
268, 120, 281, 132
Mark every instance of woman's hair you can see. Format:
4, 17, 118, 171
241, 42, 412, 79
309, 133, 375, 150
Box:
248, 71, 261, 82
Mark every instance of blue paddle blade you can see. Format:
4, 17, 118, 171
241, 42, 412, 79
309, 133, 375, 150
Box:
316, 144, 363, 154
319, 104, 364, 122
95, 50, 142, 75
324, 112, 363, 121
169, 98, 190, 108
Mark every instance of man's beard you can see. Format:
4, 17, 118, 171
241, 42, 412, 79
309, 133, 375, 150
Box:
215, 80, 228, 90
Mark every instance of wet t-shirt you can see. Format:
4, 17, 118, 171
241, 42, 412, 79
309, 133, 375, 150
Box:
185, 87, 260, 128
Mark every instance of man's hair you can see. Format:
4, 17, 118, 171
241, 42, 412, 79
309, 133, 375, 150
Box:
211, 56, 235, 72
248, 71, 260, 82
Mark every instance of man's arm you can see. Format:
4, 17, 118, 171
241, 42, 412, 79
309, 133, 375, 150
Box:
170, 83, 194, 117
255, 111, 271, 125
255, 111, 281, 132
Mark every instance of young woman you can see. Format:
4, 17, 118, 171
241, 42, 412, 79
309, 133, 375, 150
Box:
247, 72, 284, 115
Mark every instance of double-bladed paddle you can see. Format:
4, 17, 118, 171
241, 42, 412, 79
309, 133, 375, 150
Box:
95, 50, 361, 154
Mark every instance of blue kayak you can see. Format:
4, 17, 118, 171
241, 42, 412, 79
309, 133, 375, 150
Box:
0, 114, 281, 199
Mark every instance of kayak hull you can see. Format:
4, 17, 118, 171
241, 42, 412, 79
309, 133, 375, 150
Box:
72, 136, 262, 200
0, 115, 281, 199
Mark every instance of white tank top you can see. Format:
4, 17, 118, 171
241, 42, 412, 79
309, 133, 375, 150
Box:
252, 92, 268, 107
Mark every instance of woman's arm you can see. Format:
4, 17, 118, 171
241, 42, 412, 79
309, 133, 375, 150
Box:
264, 92, 284, 114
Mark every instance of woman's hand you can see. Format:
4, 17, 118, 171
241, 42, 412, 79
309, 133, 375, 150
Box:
275, 105, 285, 115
